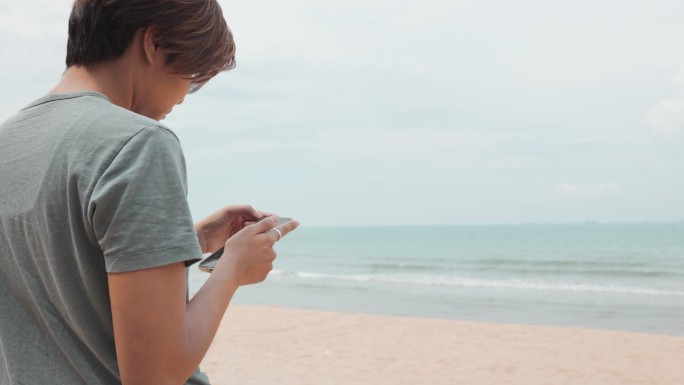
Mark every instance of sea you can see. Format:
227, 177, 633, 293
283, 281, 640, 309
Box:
188, 223, 684, 336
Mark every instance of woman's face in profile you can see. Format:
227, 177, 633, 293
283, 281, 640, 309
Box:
156, 73, 192, 121
137, 74, 190, 121
135, 49, 193, 121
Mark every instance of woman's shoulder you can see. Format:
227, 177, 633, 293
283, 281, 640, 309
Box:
6, 90, 184, 175
43, 91, 181, 149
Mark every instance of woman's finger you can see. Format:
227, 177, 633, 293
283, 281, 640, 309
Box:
247, 215, 279, 234
231, 204, 258, 218
265, 219, 300, 242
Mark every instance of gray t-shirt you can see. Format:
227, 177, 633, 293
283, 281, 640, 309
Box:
0, 91, 210, 384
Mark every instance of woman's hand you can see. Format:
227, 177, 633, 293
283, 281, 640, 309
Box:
215, 215, 300, 286
194, 205, 271, 254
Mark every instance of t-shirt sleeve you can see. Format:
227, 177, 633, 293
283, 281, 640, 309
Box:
88, 124, 202, 273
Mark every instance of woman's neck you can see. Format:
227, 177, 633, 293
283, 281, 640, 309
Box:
51, 64, 136, 110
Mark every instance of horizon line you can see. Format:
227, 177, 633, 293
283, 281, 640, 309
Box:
300, 220, 684, 228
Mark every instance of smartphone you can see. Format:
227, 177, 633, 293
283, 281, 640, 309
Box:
198, 217, 292, 273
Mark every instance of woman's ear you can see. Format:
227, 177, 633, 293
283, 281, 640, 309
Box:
141, 27, 161, 67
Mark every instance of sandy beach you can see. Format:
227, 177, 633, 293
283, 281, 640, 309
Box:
200, 305, 684, 385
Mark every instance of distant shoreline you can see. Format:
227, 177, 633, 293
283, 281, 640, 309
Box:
218, 299, 684, 337
301, 221, 684, 228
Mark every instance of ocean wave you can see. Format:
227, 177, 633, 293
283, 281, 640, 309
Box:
280, 271, 684, 297
332, 262, 676, 278
361, 262, 456, 272
469, 267, 675, 278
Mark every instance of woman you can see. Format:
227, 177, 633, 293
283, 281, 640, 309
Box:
0, 1, 298, 384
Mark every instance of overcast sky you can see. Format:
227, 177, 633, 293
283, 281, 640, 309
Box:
1, 0, 684, 226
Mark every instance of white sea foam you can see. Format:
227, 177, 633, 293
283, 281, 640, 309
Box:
289, 271, 684, 297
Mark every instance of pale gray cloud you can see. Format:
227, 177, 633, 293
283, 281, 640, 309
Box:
646, 99, 684, 134
675, 67, 684, 91
557, 182, 620, 199
646, 67, 684, 134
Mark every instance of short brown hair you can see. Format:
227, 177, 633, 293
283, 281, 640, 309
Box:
66, 0, 236, 89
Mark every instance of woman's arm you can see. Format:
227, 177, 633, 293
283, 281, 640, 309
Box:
108, 216, 298, 385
